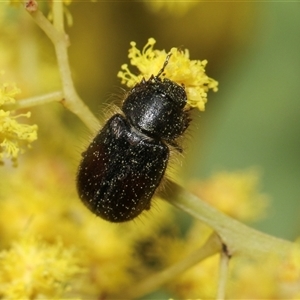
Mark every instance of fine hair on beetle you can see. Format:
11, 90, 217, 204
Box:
113, 55, 188, 151
76, 52, 193, 223
99, 52, 189, 154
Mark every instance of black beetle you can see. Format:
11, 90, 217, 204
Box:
76, 56, 191, 222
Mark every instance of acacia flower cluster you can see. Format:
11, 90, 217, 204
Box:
0, 235, 82, 299
0, 78, 37, 166
117, 38, 218, 111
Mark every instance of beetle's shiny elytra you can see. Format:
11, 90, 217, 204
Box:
76, 58, 191, 222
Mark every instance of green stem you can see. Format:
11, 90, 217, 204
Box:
5, 91, 63, 110
159, 180, 294, 258
216, 246, 230, 300
27, 5, 100, 132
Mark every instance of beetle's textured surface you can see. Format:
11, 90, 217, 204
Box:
123, 77, 189, 141
77, 74, 190, 222
77, 114, 169, 222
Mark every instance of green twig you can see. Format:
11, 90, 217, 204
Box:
26, 4, 100, 132
216, 244, 231, 300
159, 180, 293, 258
4, 91, 63, 110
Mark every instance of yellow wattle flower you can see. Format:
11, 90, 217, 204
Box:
117, 38, 218, 111
0, 79, 38, 166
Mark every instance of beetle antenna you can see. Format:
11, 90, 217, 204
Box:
156, 53, 172, 78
